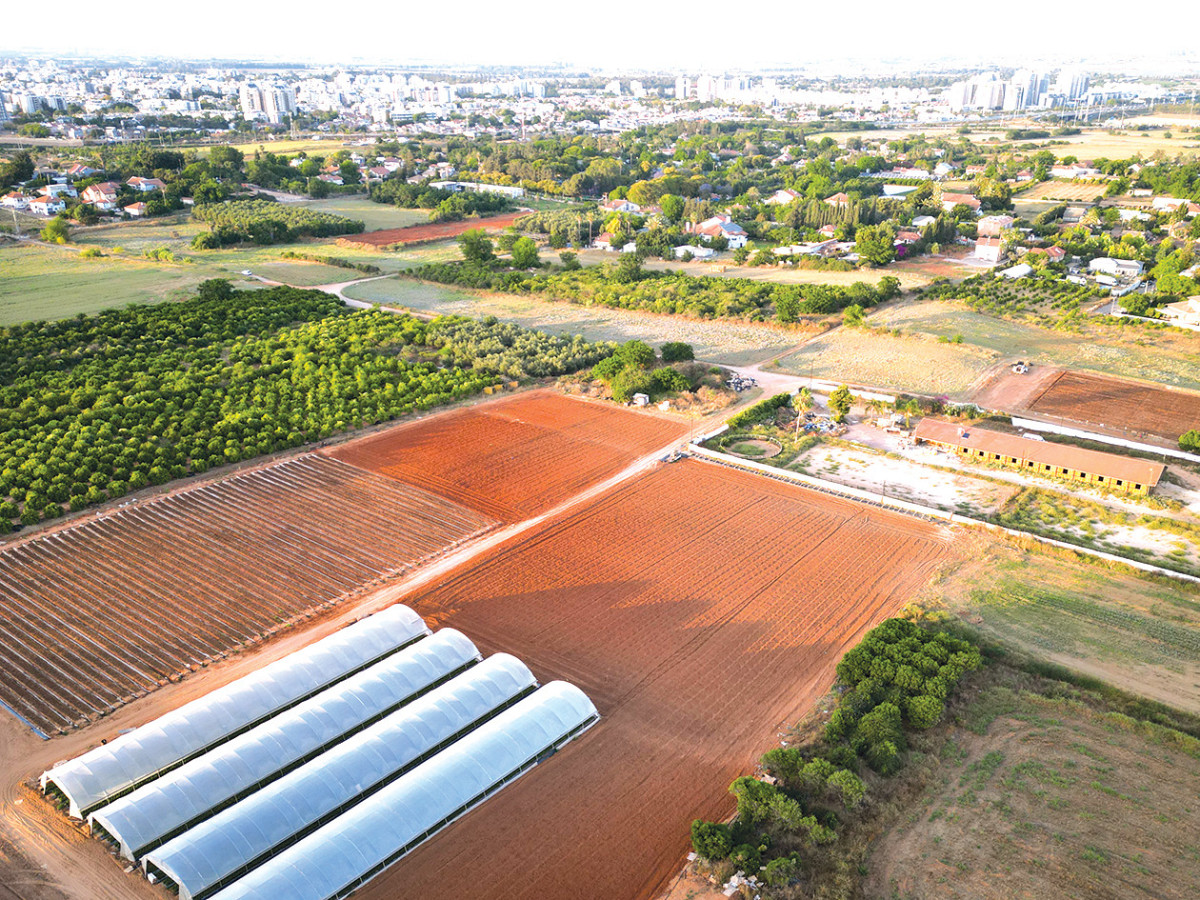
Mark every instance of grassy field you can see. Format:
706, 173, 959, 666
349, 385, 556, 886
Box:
344, 275, 807, 365
928, 533, 1200, 715
299, 197, 428, 231
1043, 128, 1200, 160
865, 299, 1200, 393
773, 324, 998, 397
1016, 179, 1109, 202
0, 219, 426, 324
868, 665, 1200, 900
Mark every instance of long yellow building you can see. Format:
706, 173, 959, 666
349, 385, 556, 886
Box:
913, 418, 1164, 495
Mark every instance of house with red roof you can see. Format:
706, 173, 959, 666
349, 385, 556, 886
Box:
824, 192, 850, 208
28, 196, 66, 216
766, 188, 801, 205
941, 192, 981, 214
123, 202, 148, 218
81, 182, 120, 210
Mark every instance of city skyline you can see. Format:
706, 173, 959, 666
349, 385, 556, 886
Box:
3, 0, 1200, 73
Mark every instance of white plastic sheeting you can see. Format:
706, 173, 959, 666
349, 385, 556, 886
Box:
205, 682, 597, 900
42, 605, 428, 818
144, 654, 539, 900
89, 629, 481, 860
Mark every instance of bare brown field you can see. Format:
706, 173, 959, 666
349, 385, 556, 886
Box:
357, 458, 955, 900
0, 456, 495, 735
340, 212, 524, 248
1026, 370, 1200, 444
326, 390, 689, 521
1016, 179, 1108, 202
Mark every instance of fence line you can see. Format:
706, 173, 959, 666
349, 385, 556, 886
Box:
687, 444, 1200, 585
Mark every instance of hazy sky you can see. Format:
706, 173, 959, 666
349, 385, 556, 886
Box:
5, 0, 1198, 72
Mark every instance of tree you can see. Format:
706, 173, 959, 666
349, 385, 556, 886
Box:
615, 340, 655, 370
690, 820, 731, 860
307, 177, 331, 199
842, 303, 865, 327
1180, 429, 1200, 453
509, 236, 539, 269
660, 341, 694, 362
559, 251, 581, 270
854, 224, 896, 266
458, 229, 495, 265
614, 252, 644, 284
40, 216, 71, 245
197, 278, 235, 302
828, 384, 853, 421
659, 193, 684, 223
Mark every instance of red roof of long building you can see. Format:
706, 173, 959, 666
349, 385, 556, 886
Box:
913, 418, 1164, 487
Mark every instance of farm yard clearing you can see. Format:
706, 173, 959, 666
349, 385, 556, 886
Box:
361, 457, 956, 900
866, 665, 1200, 900
774, 324, 998, 397
863, 299, 1200, 393
327, 389, 689, 522
340, 212, 525, 248
343, 276, 808, 365
0, 455, 495, 735
1015, 179, 1109, 202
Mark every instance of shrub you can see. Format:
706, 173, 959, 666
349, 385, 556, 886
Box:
1180, 429, 1200, 453
660, 341, 695, 362
690, 820, 732, 860
906, 693, 945, 729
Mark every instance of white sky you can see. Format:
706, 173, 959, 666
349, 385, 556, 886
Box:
4, 0, 1198, 73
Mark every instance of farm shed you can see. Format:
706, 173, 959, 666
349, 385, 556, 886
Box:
913, 418, 1164, 495
41, 605, 430, 818
143, 654, 541, 900
89, 629, 483, 861
203, 682, 598, 900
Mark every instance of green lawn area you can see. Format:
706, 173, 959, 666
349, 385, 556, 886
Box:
298, 197, 429, 231
0, 243, 219, 325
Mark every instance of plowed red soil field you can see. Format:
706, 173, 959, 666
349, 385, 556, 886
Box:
340, 212, 524, 247
1026, 370, 1200, 443
326, 391, 688, 521
0, 457, 495, 735
358, 458, 955, 900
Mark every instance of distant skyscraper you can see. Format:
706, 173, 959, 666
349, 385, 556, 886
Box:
674, 76, 690, 100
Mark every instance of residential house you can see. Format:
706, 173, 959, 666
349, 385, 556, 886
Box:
123, 202, 147, 218
818, 223, 838, 238
1014, 170, 1034, 182
765, 188, 801, 206
594, 232, 616, 251
999, 263, 1033, 279
674, 245, 715, 260
81, 182, 120, 210
912, 214, 936, 228
39, 183, 77, 199
317, 173, 344, 185
1, 192, 29, 210
823, 192, 850, 208
365, 166, 391, 180
1152, 197, 1200, 217
1088, 257, 1143, 279
65, 164, 100, 179
692, 214, 748, 249
977, 214, 1015, 237
28, 196, 65, 216
126, 176, 167, 192
600, 198, 641, 214
894, 230, 922, 245
940, 192, 981, 214
974, 236, 1002, 262
1160, 296, 1200, 328
933, 162, 957, 178
1050, 164, 1100, 179
964, 164, 988, 178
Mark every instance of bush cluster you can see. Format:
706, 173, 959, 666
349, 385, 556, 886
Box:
407, 261, 899, 323
191, 199, 364, 247
726, 392, 793, 430
689, 620, 981, 896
